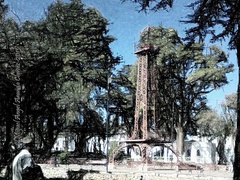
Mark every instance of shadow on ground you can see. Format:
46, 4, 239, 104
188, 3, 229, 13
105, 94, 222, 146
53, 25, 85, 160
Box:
67, 169, 99, 180
47, 169, 99, 180
1, 167, 99, 180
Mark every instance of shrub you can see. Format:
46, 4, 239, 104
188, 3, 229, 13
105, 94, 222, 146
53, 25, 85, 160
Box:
59, 151, 69, 164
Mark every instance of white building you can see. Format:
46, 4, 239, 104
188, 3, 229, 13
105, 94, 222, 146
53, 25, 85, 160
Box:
124, 136, 234, 165
52, 134, 75, 152
53, 131, 234, 165
184, 138, 217, 164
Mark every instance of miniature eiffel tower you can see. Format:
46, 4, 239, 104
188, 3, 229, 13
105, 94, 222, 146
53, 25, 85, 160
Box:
111, 27, 174, 165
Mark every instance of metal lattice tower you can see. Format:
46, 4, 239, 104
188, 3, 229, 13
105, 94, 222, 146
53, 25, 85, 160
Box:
111, 27, 179, 165
131, 44, 159, 140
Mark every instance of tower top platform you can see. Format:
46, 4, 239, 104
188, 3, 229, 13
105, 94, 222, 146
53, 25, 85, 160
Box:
123, 138, 172, 144
134, 44, 159, 55
134, 46, 151, 54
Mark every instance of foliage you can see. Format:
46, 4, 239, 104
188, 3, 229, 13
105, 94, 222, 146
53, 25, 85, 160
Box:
107, 65, 136, 137
121, 0, 173, 11
129, 26, 233, 154
197, 110, 223, 138
0, 0, 120, 171
196, 109, 228, 164
40, 0, 121, 154
221, 93, 237, 130
180, 1, 239, 176
122, 1, 239, 174
183, 1, 240, 50
196, 94, 237, 165
220, 93, 237, 163
108, 141, 118, 160
59, 151, 69, 164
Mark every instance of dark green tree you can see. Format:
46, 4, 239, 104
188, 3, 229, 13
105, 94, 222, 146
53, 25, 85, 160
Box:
107, 65, 136, 137
197, 110, 228, 164
121, 1, 239, 177
220, 93, 237, 163
131, 26, 233, 155
0, 0, 23, 168
197, 93, 237, 164
40, 0, 121, 154
0, 0, 121, 172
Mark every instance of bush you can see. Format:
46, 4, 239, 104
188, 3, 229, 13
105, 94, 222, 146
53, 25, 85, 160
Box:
109, 141, 118, 160
59, 151, 69, 164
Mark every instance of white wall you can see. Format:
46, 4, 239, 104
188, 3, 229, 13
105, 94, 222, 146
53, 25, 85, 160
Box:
52, 136, 75, 152
190, 141, 216, 164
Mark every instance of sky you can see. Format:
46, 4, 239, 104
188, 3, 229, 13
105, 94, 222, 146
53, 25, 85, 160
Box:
4, 0, 238, 110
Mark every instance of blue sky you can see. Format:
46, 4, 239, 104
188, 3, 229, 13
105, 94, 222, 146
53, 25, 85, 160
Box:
4, 0, 238, 110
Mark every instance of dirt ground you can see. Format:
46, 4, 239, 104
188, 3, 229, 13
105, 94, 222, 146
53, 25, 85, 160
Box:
39, 163, 233, 180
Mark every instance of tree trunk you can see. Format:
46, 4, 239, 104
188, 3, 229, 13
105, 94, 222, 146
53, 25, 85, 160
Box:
234, 110, 240, 179
217, 137, 227, 164
3, 117, 13, 163
233, 27, 240, 180
176, 125, 184, 158
75, 135, 86, 155
65, 132, 69, 152
47, 116, 54, 152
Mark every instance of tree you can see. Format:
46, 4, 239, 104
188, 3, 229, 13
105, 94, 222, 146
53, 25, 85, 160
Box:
121, 0, 173, 11
107, 65, 136, 137
221, 93, 237, 131
121, 1, 240, 178
0, 0, 24, 168
0, 0, 120, 171
220, 93, 237, 162
131, 26, 233, 156
181, 2, 239, 178
197, 110, 223, 138
37, 0, 121, 154
197, 110, 228, 164
197, 93, 237, 164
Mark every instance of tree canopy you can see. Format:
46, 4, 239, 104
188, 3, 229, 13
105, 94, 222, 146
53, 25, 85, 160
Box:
129, 26, 233, 155
0, 0, 121, 171
121, 0, 239, 178
0, 0, 239, 178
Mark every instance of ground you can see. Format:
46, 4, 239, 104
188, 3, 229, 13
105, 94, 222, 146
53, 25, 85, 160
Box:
38, 163, 233, 180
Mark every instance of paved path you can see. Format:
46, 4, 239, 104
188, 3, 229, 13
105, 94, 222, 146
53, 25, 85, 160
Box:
39, 164, 233, 180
